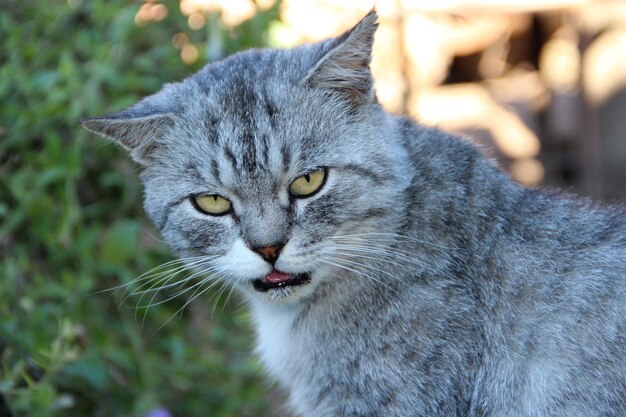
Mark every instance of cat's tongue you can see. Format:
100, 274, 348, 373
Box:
265, 270, 291, 283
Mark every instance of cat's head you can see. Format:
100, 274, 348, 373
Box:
82, 11, 410, 304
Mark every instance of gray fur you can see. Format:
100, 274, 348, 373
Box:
83, 11, 626, 417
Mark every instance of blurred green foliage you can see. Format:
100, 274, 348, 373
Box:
0, 1, 281, 416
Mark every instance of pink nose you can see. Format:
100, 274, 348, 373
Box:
253, 245, 283, 264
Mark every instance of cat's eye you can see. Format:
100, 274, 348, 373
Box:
289, 168, 327, 198
191, 194, 232, 216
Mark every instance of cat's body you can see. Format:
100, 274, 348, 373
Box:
252, 120, 626, 417
83, 12, 626, 417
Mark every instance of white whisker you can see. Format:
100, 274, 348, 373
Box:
325, 254, 411, 290
135, 265, 219, 311
156, 273, 228, 333
317, 257, 399, 294
90, 256, 206, 297
130, 259, 214, 319
209, 277, 233, 319
122, 255, 209, 302
329, 240, 458, 282
330, 232, 451, 251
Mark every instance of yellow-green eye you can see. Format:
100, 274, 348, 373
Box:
289, 168, 327, 198
192, 194, 232, 216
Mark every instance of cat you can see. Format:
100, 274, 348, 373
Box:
82, 11, 626, 417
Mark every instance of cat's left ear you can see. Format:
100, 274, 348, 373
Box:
81, 100, 175, 165
303, 10, 378, 104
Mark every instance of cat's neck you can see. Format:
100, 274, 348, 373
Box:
248, 297, 304, 381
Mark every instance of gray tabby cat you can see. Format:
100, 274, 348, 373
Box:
82, 11, 626, 417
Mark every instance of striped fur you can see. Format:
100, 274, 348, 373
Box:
83, 11, 625, 417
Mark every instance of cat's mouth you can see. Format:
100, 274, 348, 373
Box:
252, 270, 311, 292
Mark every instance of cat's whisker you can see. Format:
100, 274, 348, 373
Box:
330, 241, 428, 266
334, 248, 460, 284
118, 256, 213, 302
202, 268, 230, 317
331, 243, 424, 265
331, 249, 414, 276
329, 235, 437, 257
128, 255, 210, 285
91, 256, 202, 297
326, 253, 410, 289
329, 241, 459, 282
124, 270, 188, 314
127, 259, 213, 315
121, 256, 215, 298
130, 261, 220, 326
329, 232, 452, 251
139, 272, 217, 328
221, 284, 238, 312
156, 273, 228, 333
135, 265, 220, 311
129, 259, 214, 297
317, 257, 399, 295
126, 265, 198, 306
210, 276, 234, 319
332, 246, 439, 275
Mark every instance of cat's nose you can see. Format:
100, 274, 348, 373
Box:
253, 244, 284, 265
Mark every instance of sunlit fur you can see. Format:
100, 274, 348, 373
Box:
84, 11, 625, 417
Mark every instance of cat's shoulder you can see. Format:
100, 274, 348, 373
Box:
393, 115, 489, 165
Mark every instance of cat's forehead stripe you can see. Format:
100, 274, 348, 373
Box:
223, 146, 239, 172
259, 134, 270, 167
210, 159, 222, 186
241, 129, 257, 174
340, 164, 389, 185
184, 162, 206, 183
208, 83, 287, 177
281, 142, 292, 173
264, 96, 279, 130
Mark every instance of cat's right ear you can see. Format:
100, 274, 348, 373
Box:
303, 10, 378, 104
81, 106, 175, 165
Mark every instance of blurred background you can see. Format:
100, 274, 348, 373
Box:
1, 0, 625, 416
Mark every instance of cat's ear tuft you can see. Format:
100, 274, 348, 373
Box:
81, 110, 175, 165
303, 10, 379, 103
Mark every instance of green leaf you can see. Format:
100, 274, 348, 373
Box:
59, 356, 109, 392
100, 220, 140, 265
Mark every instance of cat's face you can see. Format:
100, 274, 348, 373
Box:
83, 12, 408, 304
141, 63, 406, 303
